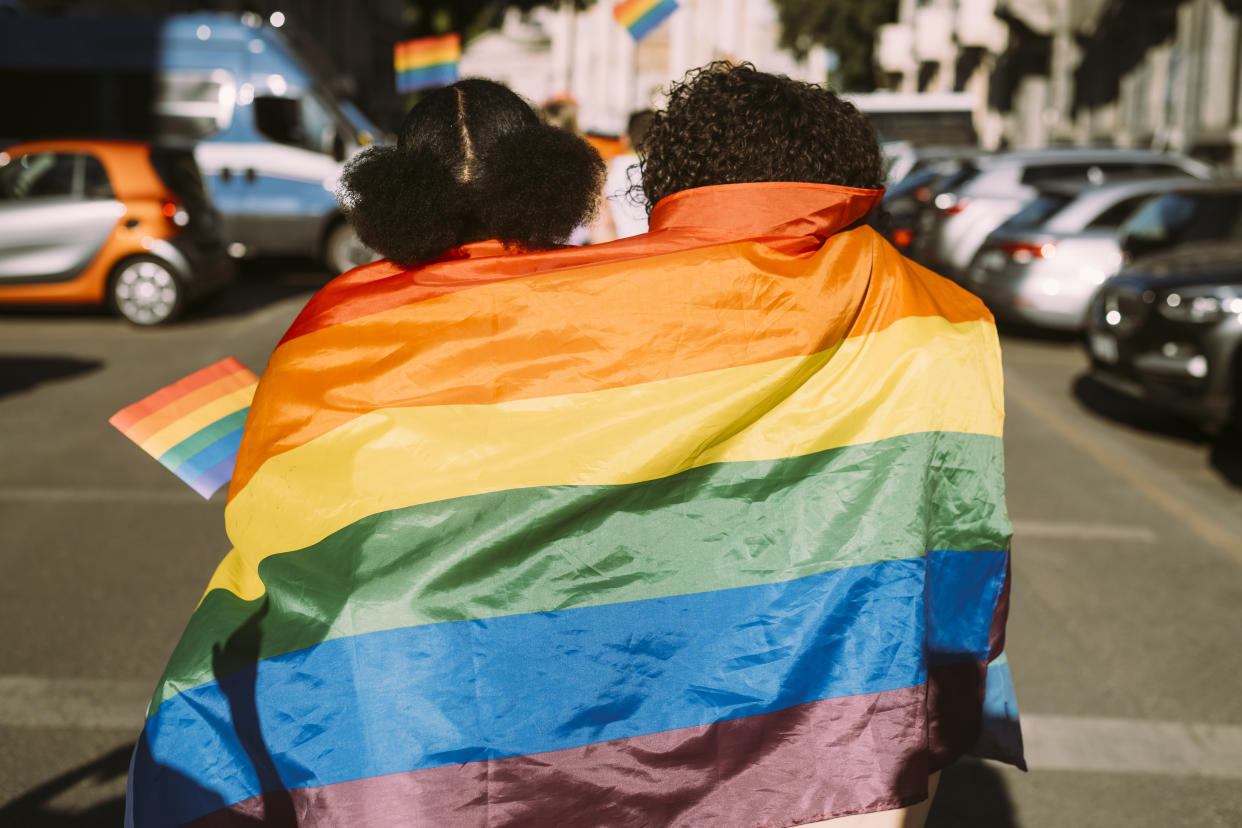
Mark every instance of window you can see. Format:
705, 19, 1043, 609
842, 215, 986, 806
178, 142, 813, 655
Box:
999, 193, 1074, 231
1, 152, 76, 199
153, 72, 234, 141
1020, 164, 1093, 185
0, 152, 114, 201
81, 154, 114, 200
1121, 192, 1242, 254
254, 90, 348, 157
1086, 195, 1152, 230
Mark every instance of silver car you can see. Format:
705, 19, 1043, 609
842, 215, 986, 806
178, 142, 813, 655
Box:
963, 177, 1199, 331
914, 149, 1212, 280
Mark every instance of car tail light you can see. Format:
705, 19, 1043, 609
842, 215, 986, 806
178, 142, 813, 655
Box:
915, 186, 931, 202
998, 241, 1057, 263
161, 199, 190, 228
933, 194, 970, 215
892, 228, 914, 248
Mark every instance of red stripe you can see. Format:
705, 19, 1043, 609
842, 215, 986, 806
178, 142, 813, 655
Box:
108, 357, 249, 433
188, 686, 930, 827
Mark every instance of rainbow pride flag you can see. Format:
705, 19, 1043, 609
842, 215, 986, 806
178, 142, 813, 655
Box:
127, 183, 1022, 826
394, 33, 460, 93
614, 0, 679, 41
109, 358, 257, 499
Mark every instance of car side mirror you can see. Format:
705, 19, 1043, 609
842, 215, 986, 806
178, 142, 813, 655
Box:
1118, 231, 1136, 260
1119, 231, 1161, 263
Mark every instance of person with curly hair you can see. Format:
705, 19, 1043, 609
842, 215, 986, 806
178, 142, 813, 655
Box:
127, 67, 1019, 828
338, 78, 604, 265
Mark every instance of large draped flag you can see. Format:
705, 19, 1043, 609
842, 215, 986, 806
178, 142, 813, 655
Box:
127, 182, 1023, 827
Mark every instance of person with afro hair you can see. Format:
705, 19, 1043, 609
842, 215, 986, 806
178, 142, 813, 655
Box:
338, 78, 604, 265
128, 66, 1019, 828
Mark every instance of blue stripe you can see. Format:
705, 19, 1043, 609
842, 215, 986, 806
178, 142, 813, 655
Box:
926, 548, 1008, 667
398, 64, 458, 93
187, 454, 238, 499
168, 428, 244, 486
132, 551, 1005, 825
627, 0, 678, 40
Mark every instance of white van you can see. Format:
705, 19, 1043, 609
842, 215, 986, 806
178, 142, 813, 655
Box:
1, 12, 379, 273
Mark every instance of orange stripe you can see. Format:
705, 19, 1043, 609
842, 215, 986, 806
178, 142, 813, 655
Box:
229, 228, 989, 499
109, 358, 248, 433
400, 34, 460, 57
118, 370, 257, 445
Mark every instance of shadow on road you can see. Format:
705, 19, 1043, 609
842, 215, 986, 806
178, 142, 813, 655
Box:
0, 743, 129, 828
1071, 374, 1242, 489
927, 758, 1019, 827
0, 258, 334, 328
0, 356, 103, 399
192, 258, 334, 322
996, 321, 1081, 344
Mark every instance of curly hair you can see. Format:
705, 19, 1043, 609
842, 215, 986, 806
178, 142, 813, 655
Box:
640, 62, 884, 211
338, 79, 604, 266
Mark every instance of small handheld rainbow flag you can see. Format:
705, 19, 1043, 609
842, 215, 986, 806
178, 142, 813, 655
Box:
613, 0, 679, 41
394, 33, 461, 94
109, 357, 258, 499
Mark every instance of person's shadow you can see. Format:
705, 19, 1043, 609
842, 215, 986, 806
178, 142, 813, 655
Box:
926, 758, 1019, 826
0, 744, 130, 827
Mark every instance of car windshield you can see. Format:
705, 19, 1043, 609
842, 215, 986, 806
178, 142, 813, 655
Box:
883, 168, 942, 202
148, 147, 211, 208
997, 192, 1075, 232
1122, 191, 1242, 249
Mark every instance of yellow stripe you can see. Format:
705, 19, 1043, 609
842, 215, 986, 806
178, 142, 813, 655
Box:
138, 386, 255, 458
212, 316, 1003, 601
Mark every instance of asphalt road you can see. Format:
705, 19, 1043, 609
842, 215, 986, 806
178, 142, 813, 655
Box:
1, 264, 1241, 827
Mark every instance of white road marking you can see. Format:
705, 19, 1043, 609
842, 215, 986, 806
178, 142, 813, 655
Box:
1003, 370, 1242, 565
0, 487, 207, 503
0, 676, 150, 731
1011, 520, 1157, 543
5, 674, 1242, 782
1022, 713, 1242, 779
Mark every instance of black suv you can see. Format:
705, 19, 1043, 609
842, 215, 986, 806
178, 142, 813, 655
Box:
1087, 239, 1242, 434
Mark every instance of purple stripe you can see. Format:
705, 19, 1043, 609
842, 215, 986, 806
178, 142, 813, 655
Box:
188, 686, 930, 827
186, 454, 237, 499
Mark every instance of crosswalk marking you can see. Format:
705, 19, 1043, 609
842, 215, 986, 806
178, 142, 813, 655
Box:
5, 675, 1242, 780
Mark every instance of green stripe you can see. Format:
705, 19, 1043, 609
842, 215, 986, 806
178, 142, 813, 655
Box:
157, 408, 249, 470
152, 430, 1008, 711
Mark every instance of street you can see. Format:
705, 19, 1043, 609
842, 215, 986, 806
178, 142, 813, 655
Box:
2, 264, 1242, 827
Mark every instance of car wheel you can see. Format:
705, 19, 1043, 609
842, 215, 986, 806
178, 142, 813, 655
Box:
109, 256, 184, 326
324, 221, 376, 274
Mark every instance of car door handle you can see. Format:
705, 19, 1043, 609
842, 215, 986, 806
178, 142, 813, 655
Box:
244, 168, 257, 183
220, 168, 232, 183
124, 218, 139, 228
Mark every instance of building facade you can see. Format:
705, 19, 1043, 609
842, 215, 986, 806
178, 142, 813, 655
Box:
460, 1, 830, 136
875, 0, 1242, 171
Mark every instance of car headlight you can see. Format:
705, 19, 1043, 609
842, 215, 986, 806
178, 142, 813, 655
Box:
1156, 287, 1242, 324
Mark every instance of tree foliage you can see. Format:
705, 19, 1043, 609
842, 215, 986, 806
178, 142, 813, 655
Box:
770, 0, 899, 91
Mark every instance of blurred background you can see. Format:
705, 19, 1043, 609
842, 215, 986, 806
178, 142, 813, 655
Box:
1, 1, 1242, 826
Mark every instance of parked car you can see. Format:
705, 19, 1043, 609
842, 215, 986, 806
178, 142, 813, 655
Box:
962, 176, 1195, 331
913, 149, 1212, 280
1087, 239, 1242, 434
0, 12, 379, 274
0, 138, 233, 324
875, 154, 980, 253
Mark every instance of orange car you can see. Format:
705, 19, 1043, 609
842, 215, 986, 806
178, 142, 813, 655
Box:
0, 138, 234, 325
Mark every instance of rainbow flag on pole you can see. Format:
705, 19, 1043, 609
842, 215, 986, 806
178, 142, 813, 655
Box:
614, 0, 679, 41
394, 33, 460, 93
110, 358, 257, 499
127, 183, 1022, 826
